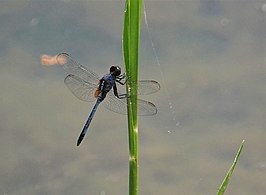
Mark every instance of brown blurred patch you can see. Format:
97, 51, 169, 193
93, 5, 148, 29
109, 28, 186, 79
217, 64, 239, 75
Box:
41, 54, 66, 66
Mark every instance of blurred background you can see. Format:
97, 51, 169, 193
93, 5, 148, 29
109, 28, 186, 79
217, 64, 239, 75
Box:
0, 0, 265, 194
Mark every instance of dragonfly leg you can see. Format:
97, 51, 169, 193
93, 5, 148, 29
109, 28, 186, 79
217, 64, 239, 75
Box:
116, 73, 126, 85
118, 93, 127, 99
116, 80, 126, 85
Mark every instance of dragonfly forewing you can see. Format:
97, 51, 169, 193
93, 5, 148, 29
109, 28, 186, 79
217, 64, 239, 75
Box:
57, 53, 99, 84
136, 80, 160, 95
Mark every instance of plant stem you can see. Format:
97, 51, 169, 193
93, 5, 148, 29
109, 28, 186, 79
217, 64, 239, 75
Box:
123, 0, 143, 194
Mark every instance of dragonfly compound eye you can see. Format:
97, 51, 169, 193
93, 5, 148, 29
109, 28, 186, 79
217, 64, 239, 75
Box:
110, 66, 121, 76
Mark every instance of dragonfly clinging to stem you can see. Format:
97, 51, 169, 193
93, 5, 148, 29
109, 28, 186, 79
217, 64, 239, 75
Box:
56, 53, 160, 146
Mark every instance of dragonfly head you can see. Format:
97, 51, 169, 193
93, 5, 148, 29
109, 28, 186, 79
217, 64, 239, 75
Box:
110, 66, 121, 77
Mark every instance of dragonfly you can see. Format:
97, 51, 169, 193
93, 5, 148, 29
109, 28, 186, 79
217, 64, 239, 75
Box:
56, 53, 160, 146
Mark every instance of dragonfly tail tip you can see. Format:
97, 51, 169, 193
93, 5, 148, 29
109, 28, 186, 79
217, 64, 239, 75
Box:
77, 139, 82, 146
77, 133, 85, 146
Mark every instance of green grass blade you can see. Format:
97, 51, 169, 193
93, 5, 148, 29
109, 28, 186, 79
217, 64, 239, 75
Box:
217, 140, 245, 195
123, 0, 142, 195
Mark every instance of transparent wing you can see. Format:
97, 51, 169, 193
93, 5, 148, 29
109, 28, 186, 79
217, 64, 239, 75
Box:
57, 53, 99, 84
116, 80, 160, 96
103, 92, 157, 116
137, 80, 160, 95
64, 74, 98, 102
138, 98, 157, 116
